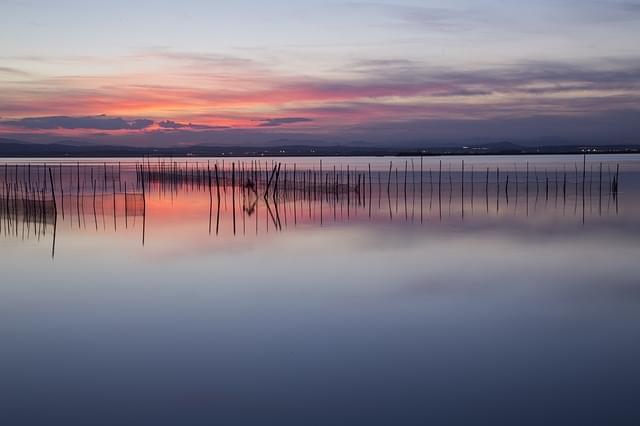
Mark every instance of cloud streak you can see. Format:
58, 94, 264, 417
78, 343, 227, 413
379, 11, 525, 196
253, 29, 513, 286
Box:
3, 59, 638, 125
1, 53, 639, 144
2, 115, 154, 130
257, 117, 313, 127
0, 66, 30, 76
157, 120, 230, 130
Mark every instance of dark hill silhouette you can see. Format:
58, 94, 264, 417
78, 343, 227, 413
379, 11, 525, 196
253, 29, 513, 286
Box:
0, 137, 638, 157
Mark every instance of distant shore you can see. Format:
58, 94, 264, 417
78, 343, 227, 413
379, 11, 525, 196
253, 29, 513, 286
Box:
0, 138, 638, 158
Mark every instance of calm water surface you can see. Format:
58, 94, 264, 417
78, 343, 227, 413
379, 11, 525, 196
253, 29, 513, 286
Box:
1, 155, 639, 425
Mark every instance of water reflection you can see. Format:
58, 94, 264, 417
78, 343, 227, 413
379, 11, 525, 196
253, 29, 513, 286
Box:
0, 156, 631, 259
1, 156, 640, 425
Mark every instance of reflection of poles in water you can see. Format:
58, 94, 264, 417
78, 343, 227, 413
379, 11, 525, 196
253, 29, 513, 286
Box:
574, 163, 579, 200
387, 161, 392, 199
448, 163, 453, 210
76, 162, 81, 227
461, 160, 464, 220
545, 169, 549, 202
404, 161, 408, 221
321, 173, 325, 225
141, 161, 146, 246
80, 165, 86, 229
582, 154, 587, 224
562, 165, 566, 205
572, 163, 578, 214
438, 161, 442, 221
395, 166, 399, 214
311, 168, 315, 220
249, 176, 258, 231
208, 161, 212, 235
534, 166, 539, 210
232, 162, 236, 235
264, 197, 279, 230
274, 196, 282, 230
302, 166, 307, 211
58, 164, 65, 220
589, 163, 593, 213
101, 173, 106, 231
514, 163, 519, 206
411, 159, 415, 221
48, 167, 57, 259
264, 163, 277, 198
606, 164, 612, 213
554, 169, 558, 207
273, 162, 281, 202
447, 163, 452, 216
214, 163, 221, 235
242, 164, 248, 233
378, 165, 382, 210
124, 182, 128, 229
471, 164, 474, 212
496, 167, 499, 214
282, 163, 287, 196
294, 164, 298, 225
526, 162, 529, 216
429, 167, 433, 211
369, 163, 373, 220
112, 167, 117, 231
315, 161, 319, 204
505, 173, 509, 206
598, 162, 602, 216
420, 157, 423, 223
346, 165, 351, 218
92, 179, 98, 231
613, 164, 620, 215
387, 174, 393, 222
332, 165, 337, 222
485, 167, 489, 213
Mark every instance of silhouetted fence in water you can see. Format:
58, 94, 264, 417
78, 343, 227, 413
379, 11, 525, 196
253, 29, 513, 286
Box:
0, 157, 625, 254
0, 157, 623, 208
136, 157, 621, 197
138, 160, 369, 198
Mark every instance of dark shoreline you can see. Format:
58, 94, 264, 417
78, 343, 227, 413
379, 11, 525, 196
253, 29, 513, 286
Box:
1, 151, 639, 159
1, 137, 639, 158
0, 145, 639, 158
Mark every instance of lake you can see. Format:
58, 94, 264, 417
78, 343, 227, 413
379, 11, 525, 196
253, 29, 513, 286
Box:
1, 154, 639, 425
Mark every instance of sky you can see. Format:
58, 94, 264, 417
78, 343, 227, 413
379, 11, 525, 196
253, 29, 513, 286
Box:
1, 0, 640, 147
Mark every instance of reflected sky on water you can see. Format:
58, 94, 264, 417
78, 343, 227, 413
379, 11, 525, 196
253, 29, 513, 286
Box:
1, 155, 639, 425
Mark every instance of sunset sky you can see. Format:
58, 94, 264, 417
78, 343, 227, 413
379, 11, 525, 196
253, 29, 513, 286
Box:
1, 0, 639, 146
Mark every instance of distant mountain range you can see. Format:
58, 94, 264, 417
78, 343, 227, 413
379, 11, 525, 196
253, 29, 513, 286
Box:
0, 138, 638, 157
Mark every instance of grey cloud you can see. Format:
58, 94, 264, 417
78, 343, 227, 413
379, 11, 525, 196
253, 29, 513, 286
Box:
0, 66, 30, 76
334, 58, 640, 98
135, 48, 257, 68
340, 109, 640, 144
258, 117, 313, 127
4, 109, 640, 147
569, 0, 640, 23
346, 2, 471, 31
128, 119, 154, 130
158, 120, 230, 130
390, 4, 471, 29
2, 115, 154, 130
